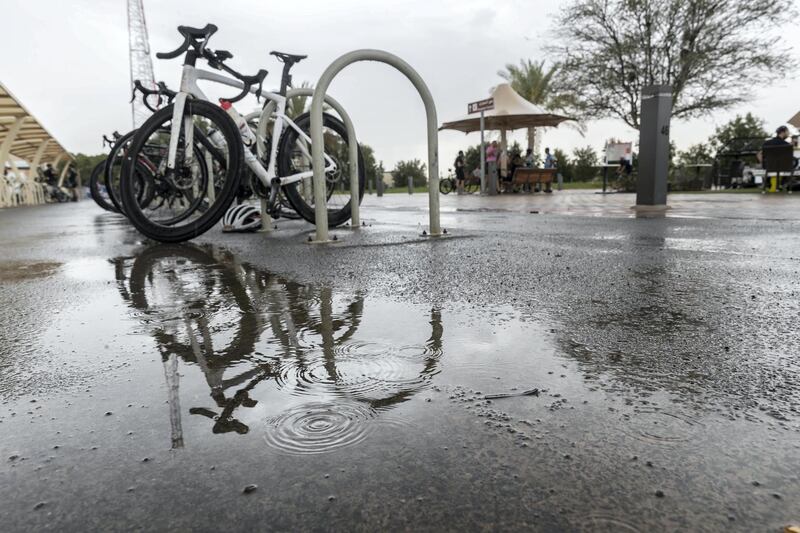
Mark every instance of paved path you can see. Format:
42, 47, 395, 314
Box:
0, 193, 798, 532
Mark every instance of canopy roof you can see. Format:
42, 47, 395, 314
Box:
0, 81, 72, 163
440, 83, 572, 133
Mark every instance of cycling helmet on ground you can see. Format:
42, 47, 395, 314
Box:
222, 203, 262, 233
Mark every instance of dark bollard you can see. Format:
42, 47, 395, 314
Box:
408, 176, 413, 194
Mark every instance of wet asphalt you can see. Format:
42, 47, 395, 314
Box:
0, 191, 799, 532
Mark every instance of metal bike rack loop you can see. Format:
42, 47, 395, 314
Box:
310, 49, 441, 243
198, 72, 360, 234
256, 88, 359, 231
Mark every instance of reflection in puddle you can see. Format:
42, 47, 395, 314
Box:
114, 244, 441, 453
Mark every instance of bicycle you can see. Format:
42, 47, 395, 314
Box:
120, 24, 364, 243
439, 169, 456, 194
439, 169, 480, 195
88, 132, 120, 212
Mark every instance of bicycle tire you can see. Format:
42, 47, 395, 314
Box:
278, 112, 365, 227
128, 244, 258, 363
89, 159, 118, 212
120, 99, 243, 243
439, 178, 454, 195
104, 130, 155, 216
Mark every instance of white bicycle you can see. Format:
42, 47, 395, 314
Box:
120, 24, 364, 243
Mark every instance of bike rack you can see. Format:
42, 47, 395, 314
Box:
256, 88, 359, 231
199, 74, 361, 233
309, 49, 442, 243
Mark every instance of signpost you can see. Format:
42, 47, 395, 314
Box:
468, 97, 494, 194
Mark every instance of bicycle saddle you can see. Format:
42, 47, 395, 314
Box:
269, 51, 307, 64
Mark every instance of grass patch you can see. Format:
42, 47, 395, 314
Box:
383, 186, 432, 194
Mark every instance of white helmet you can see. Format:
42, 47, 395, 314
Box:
222, 203, 262, 233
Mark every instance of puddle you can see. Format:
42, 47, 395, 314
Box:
0, 261, 61, 282
1, 242, 799, 531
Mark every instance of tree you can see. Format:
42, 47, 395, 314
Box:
498, 59, 572, 151
708, 113, 769, 153
285, 81, 312, 119
71, 153, 106, 181
552, 149, 572, 181
551, 0, 797, 129
572, 146, 599, 181
676, 143, 712, 167
464, 144, 482, 175
359, 143, 382, 190
392, 159, 427, 188
507, 140, 523, 160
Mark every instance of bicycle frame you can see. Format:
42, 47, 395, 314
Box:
166, 64, 336, 189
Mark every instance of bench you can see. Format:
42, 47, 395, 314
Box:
511, 168, 556, 188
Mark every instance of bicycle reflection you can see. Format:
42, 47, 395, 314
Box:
113, 244, 443, 452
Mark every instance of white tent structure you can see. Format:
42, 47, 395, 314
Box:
440, 83, 573, 194
1, 82, 74, 207
440, 83, 572, 151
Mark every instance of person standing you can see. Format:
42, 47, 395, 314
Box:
536, 147, 555, 192
498, 147, 510, 193
543, 147, 555, 169
486, 141, 498, 194
454, 150, 466, 194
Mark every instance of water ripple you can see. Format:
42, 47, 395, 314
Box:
263, 401, 376, 455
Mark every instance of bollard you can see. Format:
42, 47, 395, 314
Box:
407, 176, 413, 194
310, 49, 441, 242
377, 177, 384, 197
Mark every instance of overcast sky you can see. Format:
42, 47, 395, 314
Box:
2, 0, 798, 169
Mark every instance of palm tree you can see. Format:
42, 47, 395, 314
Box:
285, 81, 313, 119
497, 59, 571, 152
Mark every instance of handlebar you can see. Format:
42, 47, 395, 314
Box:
130, 80, 177, 112
155, 23, 268, 103
219, 68, 268, 104
156, 23, 218, 60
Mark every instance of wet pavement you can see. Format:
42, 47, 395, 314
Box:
1, 191, 799, 532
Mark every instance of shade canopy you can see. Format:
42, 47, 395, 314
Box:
0, 81, 72, 164
440, 83, 572, 133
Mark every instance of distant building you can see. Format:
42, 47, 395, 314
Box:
382, 171, 395, 187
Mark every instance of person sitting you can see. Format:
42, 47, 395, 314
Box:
758, 126, 792, 191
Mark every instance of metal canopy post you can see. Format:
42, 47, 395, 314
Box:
310, 49, 441, 243
479, 111, 486, 194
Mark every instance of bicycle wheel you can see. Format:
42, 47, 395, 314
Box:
104, 130, 153, 216
439, 178, 454, 195
278, 112, 365, 227
89, 159, 118, 212
465, 179, 480, 194
120, 99, 243, 243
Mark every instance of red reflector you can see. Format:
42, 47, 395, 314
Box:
219, 99, 231, 110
